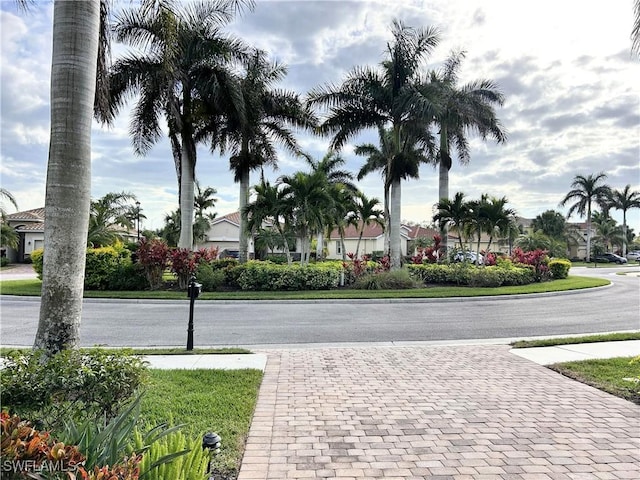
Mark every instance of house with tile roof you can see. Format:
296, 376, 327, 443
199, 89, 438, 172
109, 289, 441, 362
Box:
3, 208, 45, 262
197, 211, 256, 256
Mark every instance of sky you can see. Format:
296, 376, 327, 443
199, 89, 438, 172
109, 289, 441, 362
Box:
1, 0, 639, 234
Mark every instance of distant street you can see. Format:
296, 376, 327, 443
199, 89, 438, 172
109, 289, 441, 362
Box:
1, 267, 638, 348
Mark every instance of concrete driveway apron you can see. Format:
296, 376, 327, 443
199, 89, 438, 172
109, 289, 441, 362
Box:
238, 345, 639, 480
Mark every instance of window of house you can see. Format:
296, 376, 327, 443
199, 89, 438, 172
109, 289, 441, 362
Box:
336, 241, 342, 255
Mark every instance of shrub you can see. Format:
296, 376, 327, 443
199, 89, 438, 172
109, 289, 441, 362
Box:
132, 429, 209, 480
30, 248, 44, 279
549, 259, 571, 279
84, 246, 124, 290
511, 247, 551, 282
137, 239, 170, 290
169, 247, 219, 290
466, 267, 505, 287
237, 262, 340, 291
210, 258, 238, 270
195, 262, 225, 292
107, 262, 148, 291
353, 269, 421, 290
0, 257, 8, 267
1, 349, 147, 430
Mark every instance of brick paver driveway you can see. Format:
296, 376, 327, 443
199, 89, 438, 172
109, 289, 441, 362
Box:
238, 345, 639, 479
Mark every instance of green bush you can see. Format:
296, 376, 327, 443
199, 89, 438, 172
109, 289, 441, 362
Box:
237, 262, 340, 291
0, 257, 8, 267
85, 246, 127, 290
210, 258, 239, 270
31, 248, 44, 279
407, 263, 536, 287
107, 262, 148, 290
195, 262, 226, 292
353, 269, 421, 290
549, 259, 571, 279
1, 349, 148, 430
467, 267, 505, 287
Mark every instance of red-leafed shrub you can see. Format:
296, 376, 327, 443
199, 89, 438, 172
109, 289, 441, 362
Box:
136, 239, 170, 290
511, 247, 551, 282
169, 247, 219, 290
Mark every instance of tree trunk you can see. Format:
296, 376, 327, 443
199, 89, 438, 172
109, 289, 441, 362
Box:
34, 0, 100, 355
316, 231, 323, 260
355, 229, 364, 258
383, 178, 390, 257
438, 128, 450, 254
177, 145, 195, 249
389, 177, 402, 270
585, 203, 592, 262
238, 168, 250, 263
622, 211, 628, 257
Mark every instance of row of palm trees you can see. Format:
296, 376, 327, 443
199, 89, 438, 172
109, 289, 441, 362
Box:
560, 173, 639, 260
99, 4, 507, 271
434, 192, 517, 261
245, 153, 384, 265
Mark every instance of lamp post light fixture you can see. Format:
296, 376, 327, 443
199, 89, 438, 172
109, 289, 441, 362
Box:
202, 432, 221, 478
135, 201, 141, 243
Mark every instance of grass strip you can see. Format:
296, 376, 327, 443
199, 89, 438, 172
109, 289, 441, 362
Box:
0, 346, 252, 356
548, 357, 640, 405
140, 368, 263, 478
0, 275, 609, 300
511, 332, 640, 348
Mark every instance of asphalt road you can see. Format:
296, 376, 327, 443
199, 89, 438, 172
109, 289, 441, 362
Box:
1, 267, 638, 348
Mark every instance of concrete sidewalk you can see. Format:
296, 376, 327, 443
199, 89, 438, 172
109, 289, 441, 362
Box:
142, 340, 640, 370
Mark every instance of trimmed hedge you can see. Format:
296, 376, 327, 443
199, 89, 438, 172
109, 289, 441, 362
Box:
549, 259, 571, 279
31, 245, 147, 290
407, 263, 536, 287
236, 262, 341, 291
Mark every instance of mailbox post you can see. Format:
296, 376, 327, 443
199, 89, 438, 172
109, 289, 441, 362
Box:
186, 276, 202, 351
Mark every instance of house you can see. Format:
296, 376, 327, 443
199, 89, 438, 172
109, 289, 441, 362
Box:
325, 222, 444, 259
3, 208, 45, 263
197, 211, 256, 256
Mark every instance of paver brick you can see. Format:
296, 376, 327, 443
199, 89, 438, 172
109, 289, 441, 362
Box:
237, 345, 640, 480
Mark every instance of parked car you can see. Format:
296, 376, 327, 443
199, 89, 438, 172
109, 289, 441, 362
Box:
626, 250, 640, 261
218, 249, 240, 259
592, 253, 628, 264
453, 251, 484, 265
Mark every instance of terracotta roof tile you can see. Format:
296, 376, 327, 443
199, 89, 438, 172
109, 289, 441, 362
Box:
6, 207, 45, 221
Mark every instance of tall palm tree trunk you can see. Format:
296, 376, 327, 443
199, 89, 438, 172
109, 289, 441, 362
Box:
622, 211, 628, 257
585, 204, 592, 262
438, 129, 451, 253
239, 168, 250, 263
35, 0, 100, 354
389, 178, 402, 270
178, 146, 195, 249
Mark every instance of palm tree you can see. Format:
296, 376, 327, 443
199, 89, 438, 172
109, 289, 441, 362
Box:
194, 181, 218, 220
559, 173, 611, 262
433, 191, 469, 252
420, 51, 507, 251
213, 50, 316, 263
104, 0, 252, 250
0, 188, 18, 218
245, 179, 294, 264
307, 152, 356, 259
479, 196, 517, 255
592, 216, 624, 253
279, 170, 334, 265
308, 19, 440, 269
352, 192, 384, 258
531, 210, 567, 239
34, 1, 103, 355
609, 185, 640, 256
87, 191, 137, 247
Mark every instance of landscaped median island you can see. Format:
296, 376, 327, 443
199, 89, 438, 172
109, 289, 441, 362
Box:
0, 348, 262, 480
1, 246, 610, 299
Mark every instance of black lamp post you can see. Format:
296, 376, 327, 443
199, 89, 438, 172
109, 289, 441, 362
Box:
135, 201, 141, 243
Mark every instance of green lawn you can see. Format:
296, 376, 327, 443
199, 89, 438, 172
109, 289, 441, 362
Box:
0, 275, 609, 299
141, 368, 263, 479
511, 331, 640, 348
549, 357, 640, 405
